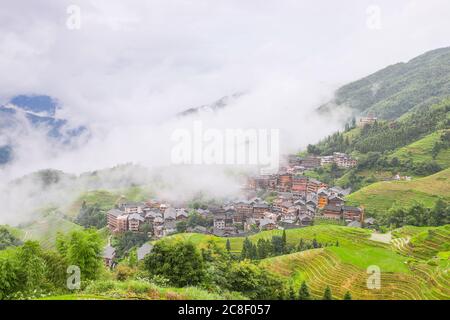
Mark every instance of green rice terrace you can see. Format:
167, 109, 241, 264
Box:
345, 168, 450, 212
156, 224, 449, 300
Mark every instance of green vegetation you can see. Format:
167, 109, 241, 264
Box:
321, 46, 450, 119
56, 229, 103, 281
18, 214, 83, 250
0, 226, 22, 250
346, 168, 450, 213
0, 241, 68, 299
388, 130, 450, 169
144, 241, 205, 287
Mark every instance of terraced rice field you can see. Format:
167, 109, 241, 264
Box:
159, 224, 449, 299
20, 215, 82, 249
262, 248, 449, 300
392, 225, 450, 260
160, 225, 383, 254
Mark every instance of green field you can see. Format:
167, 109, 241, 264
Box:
155, 224, 449, 300
41, 280, 245, 300
19, 214, 83, 249
157, 225, 380, 254
388, 130, 450, 168
65, 187, 150, 218
345, 168, 450, 212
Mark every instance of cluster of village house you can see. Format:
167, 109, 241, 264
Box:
102, 152, 371, 266
106, 152, 366, 241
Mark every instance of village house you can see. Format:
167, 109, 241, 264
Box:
307, 178, 321, 194
320, 155, 334, 166
333, 152, 357, 168
317, 189, 329, 209
176, 208, 189, 220
259, 218, 278, 230
358, 116, 378, 127
253, 202, 269, 218
235, 200, 253, 222
292, 175, 308, 196
145, 210, 162, 224
106, 209, 124, 233
102, 245, 116, 268
322, 204, 342, 220
277, 173, 292, 192
298, 214, 313, 226
137, 243, 153, 262
164, 207, 177, 221
213, 214, 234, 230
280, 207, 297, 224
163, 219, 177, 236
301, 157, 321, 169
328, 195, 345, 207
128, 213, 145, 232
364, 217, 378, 229
153, 216, 165, 238
120, 202, 144, 214
342, 206, 363, 222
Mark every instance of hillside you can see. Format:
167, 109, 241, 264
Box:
18, 213, 83, 249
156, 225, 379, 254
345, 168, 450, 213
388, 130, 450, 169
321, 47, 450, 119
154, 224, 449, 300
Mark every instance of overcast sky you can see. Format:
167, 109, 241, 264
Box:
0, 0, 450, 177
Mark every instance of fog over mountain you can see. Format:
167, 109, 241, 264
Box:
1, 0, 450, 224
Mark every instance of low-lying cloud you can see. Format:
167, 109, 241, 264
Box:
1, 0, 450, 224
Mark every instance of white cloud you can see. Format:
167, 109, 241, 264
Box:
0, 0, 449, 223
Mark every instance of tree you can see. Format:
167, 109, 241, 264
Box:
223, 260, 285, 299
0, 248, 21, 299
343, 291, 352, 300
17, 241, 47, 291
176, 221, 187, 233
429, 199, 449, 226
0, 226, 22, 250
288, 286, 297, 300
322, 286, 332, 300
75, 202, 107, 229
312, 238, 319, 249
226, 239, 231, 253
144, 241, 205, 287
281, 230, 287, 253
56, 229, 103, 281
113, 230, 148, 258
257, 239, 272, 259
271, 236, 284, 255
298, 281, 311, 300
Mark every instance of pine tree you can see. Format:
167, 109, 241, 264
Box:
298, 281, 311, 300
312, 238, 319, 249
282, 230, 287, 253
226, 239, 231, 253
343, 291, 352, 300
322, 286, 332, 300
298, 238, 304, 251
288, 286, 297, 300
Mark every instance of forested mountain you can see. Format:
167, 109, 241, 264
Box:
320, 47, 450, 119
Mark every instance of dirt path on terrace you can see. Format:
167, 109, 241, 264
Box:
369, 231, 392, 244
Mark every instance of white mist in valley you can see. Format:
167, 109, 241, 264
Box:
2, 0, 450, 225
